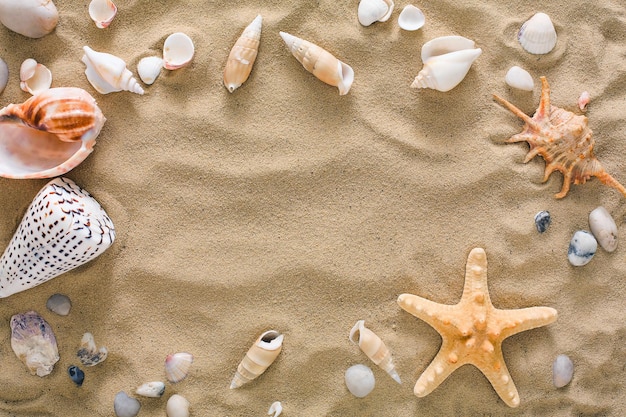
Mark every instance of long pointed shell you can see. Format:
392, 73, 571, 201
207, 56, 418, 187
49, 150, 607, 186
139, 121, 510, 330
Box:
163, 33, 195, 70
0, 0, 58, 38
0, 87, 106, 179
223, 15, 262, 93
10, 311, 59, 376
165, 352, 194, 383
81, 46, 144, 95
411, 47, 482, 92
349, 320, 401, 383
88, 0, 117, 29
518, 12, 557, 55
357, 0, 394, 26
279, 32, 354, 95
20, 58, 52, 95
230, 330, 284, 389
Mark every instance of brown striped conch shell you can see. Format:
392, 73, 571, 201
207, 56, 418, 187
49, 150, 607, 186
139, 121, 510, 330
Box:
0, 87, 105, 179
279, 32, 354, 95
223, 15, 262, 93
349, 320, 401, 383
230, 330, 283, 389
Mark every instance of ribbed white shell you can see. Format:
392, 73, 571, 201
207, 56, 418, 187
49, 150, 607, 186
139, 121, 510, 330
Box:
517, 12, 557, 54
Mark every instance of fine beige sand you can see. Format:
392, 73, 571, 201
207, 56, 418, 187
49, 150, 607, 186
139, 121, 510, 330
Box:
0, 0, 625, 415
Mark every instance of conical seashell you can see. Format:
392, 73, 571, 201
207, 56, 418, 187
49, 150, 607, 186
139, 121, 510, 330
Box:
165, 352, 194, 383
398, 5, 425, 31
163, 32, 195, 70
0, 87, 105, 179
0, 0, 58, 38
230, 330, 284, 389
136, 381, 166, 398
518, 12, 557, 55
20, 58, 52, 95
10, 311, 59, 376
578, 91, 590, 112
420, 35, 476, 63
81, 46, 144, 95
349, 320, 401, 383
279, 32, 354, 95
505, 66, 534, 91
589, 206, 618, 252
77, 332, 108, 366
137, 56, 163, 85
0, 57, 8, 94
166, 394, 190, 417
411, 45, 482, 92
0, 177, 115, 297
223, 15, 262, 93
357, 0, 394, 26
89, 0, 117, 29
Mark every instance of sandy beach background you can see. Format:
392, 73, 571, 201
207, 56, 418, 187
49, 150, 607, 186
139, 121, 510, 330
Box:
0, 0, 625, 415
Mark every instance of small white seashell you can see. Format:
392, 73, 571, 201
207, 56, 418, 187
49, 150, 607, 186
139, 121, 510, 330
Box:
10, 311, 59, 376
114, 391, 141, 417
88, 0, 117, 29
20, 58, 52, 95
345, 364, 375, 398
589, 206, 618, 252
137, 56, 164, 85
230, 329, 284, 388
165, 352, 194, 383
166, 394, 190, 417
518, 12, 557, 55
349, 320, 401, 383
420, 35, 476, 63
136, 381, 166, 398
77, 332, 108, 366
552, 354, 573, 388
163, 32, 195, 70
505, 66, 534, 91
46, 293, 72, 316
398, 5, 425, 31
567, 230, 597, 266
357, 0, 394, 26
81, 46, 144, 95
0, 57, 8, 94
0, 0, 58, 38
578, 91, 590, 112
267, 401, 283, 417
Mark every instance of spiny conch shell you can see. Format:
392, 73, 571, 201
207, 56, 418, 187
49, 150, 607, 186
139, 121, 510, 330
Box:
82, 46, 145, 95
77, 332, 108, 366
357, 0, 394, 26
89, 0, 117, 29
165, 352, 194, 383
0, 177, 115, 297
20, 58, 52, 95
230, 329, 284, 389
10, 311, 59, 376
505, 66, 534, 91
166, 394, 190, 417
223, 14, 262, 93
578, 91, 590, 112
0, 0, 58, 38
518, 12, 557, 55
349, 320, 401, 384
163, 32, 195, 70
398, 5, 425, 31
136, 381, 166, 398
0, 57, 8, 94
279, 32, 354, 95
411, 35, 482, 92
137, 56, 163, 85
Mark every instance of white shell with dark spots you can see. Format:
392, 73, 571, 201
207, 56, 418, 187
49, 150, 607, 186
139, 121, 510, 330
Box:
0, 177, 115, 297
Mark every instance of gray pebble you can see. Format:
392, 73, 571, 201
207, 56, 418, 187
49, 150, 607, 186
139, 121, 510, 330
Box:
46, 293, 72, 316
552, 354, 574, 388
114, 391, 141, 417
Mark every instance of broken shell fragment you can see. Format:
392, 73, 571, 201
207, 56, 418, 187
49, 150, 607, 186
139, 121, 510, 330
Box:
589, 206, 618, 252
166, 394, 190, 417
46, 293, 72, 316
279, 31, 354, 95
349, 320, 401, 383
345, 364, 376, 397
136, 381, 166, 398
163, 32, 195, 70
357, 0, 394, 26
114, 391, 141, 417
137, 56, 163, 85
267, 401, 283, 417
398, 5, 425, 31
505, 66, 534, 91
0, 0, 58, 38
0, 177, 115, 297
77, 332, 108, 366
82, 46, 144, 95
518, 12, 557, 55
165, 352, 194, 383
578, 91, 590, 112
230, 330, 284, 388
223, 15, 262, 93
88, 0, 117, 29
68, 365, 85, 386
20, 58, 52, 95
10, 311, 59, 376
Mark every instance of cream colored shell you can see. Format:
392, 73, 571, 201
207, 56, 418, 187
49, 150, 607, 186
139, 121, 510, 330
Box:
0, 0, 58, 38
20, 58, 52, 95
223, 15, 262, 93
81, 46, 144, 95
230, 330, 283, 389
517, 12, 557, 55
349, 320, 401, 383
88, 0, 117, 29
165, 352, 194, 383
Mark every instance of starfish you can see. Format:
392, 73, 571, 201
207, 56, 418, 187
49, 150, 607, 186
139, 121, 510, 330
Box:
397, 248, 557, 407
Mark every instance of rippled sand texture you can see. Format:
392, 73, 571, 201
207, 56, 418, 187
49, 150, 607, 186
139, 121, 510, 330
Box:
0, 0, 625, 415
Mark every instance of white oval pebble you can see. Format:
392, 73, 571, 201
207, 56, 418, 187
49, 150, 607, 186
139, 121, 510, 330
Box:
505, 66, 534, 91
114, 392, 141, 417
567, 230, 597, 266
589, 206, 618, 252
552, 354, 573, 388
345, 364, 375, 398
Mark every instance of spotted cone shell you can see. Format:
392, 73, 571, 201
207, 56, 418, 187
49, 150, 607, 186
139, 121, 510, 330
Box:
0, 177, 115, 297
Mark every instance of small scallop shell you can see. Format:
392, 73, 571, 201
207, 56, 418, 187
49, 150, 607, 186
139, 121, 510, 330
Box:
279, 32, 354, 95
114, 391, 141, 417
163, 33, 195, 70
357, 0, 394, 26
0, 58, 8, 94
349, 320, 401, 383
88, 0, 117, 29
77, 332, 108, 366
552, 354, 573, 388
82, 46, 144, 95
505, 66, 534, 91
137, 56, 164, 85
223, 15, 262, 93
10, 311, 59, 376
136, 381, 166, 398
267, 401, 283, 417
578, 91, 590, 112
518, 12, 557, 55
398, 5, 425, 31
20, 58, 52, 95
567, 230, 597, 266
0, 0, 58, 38
230, 330, 284, 389
166, 394, 190, 417
589, 206, 618, 252
345, 364, 375, 398
165, 352, 194, 383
